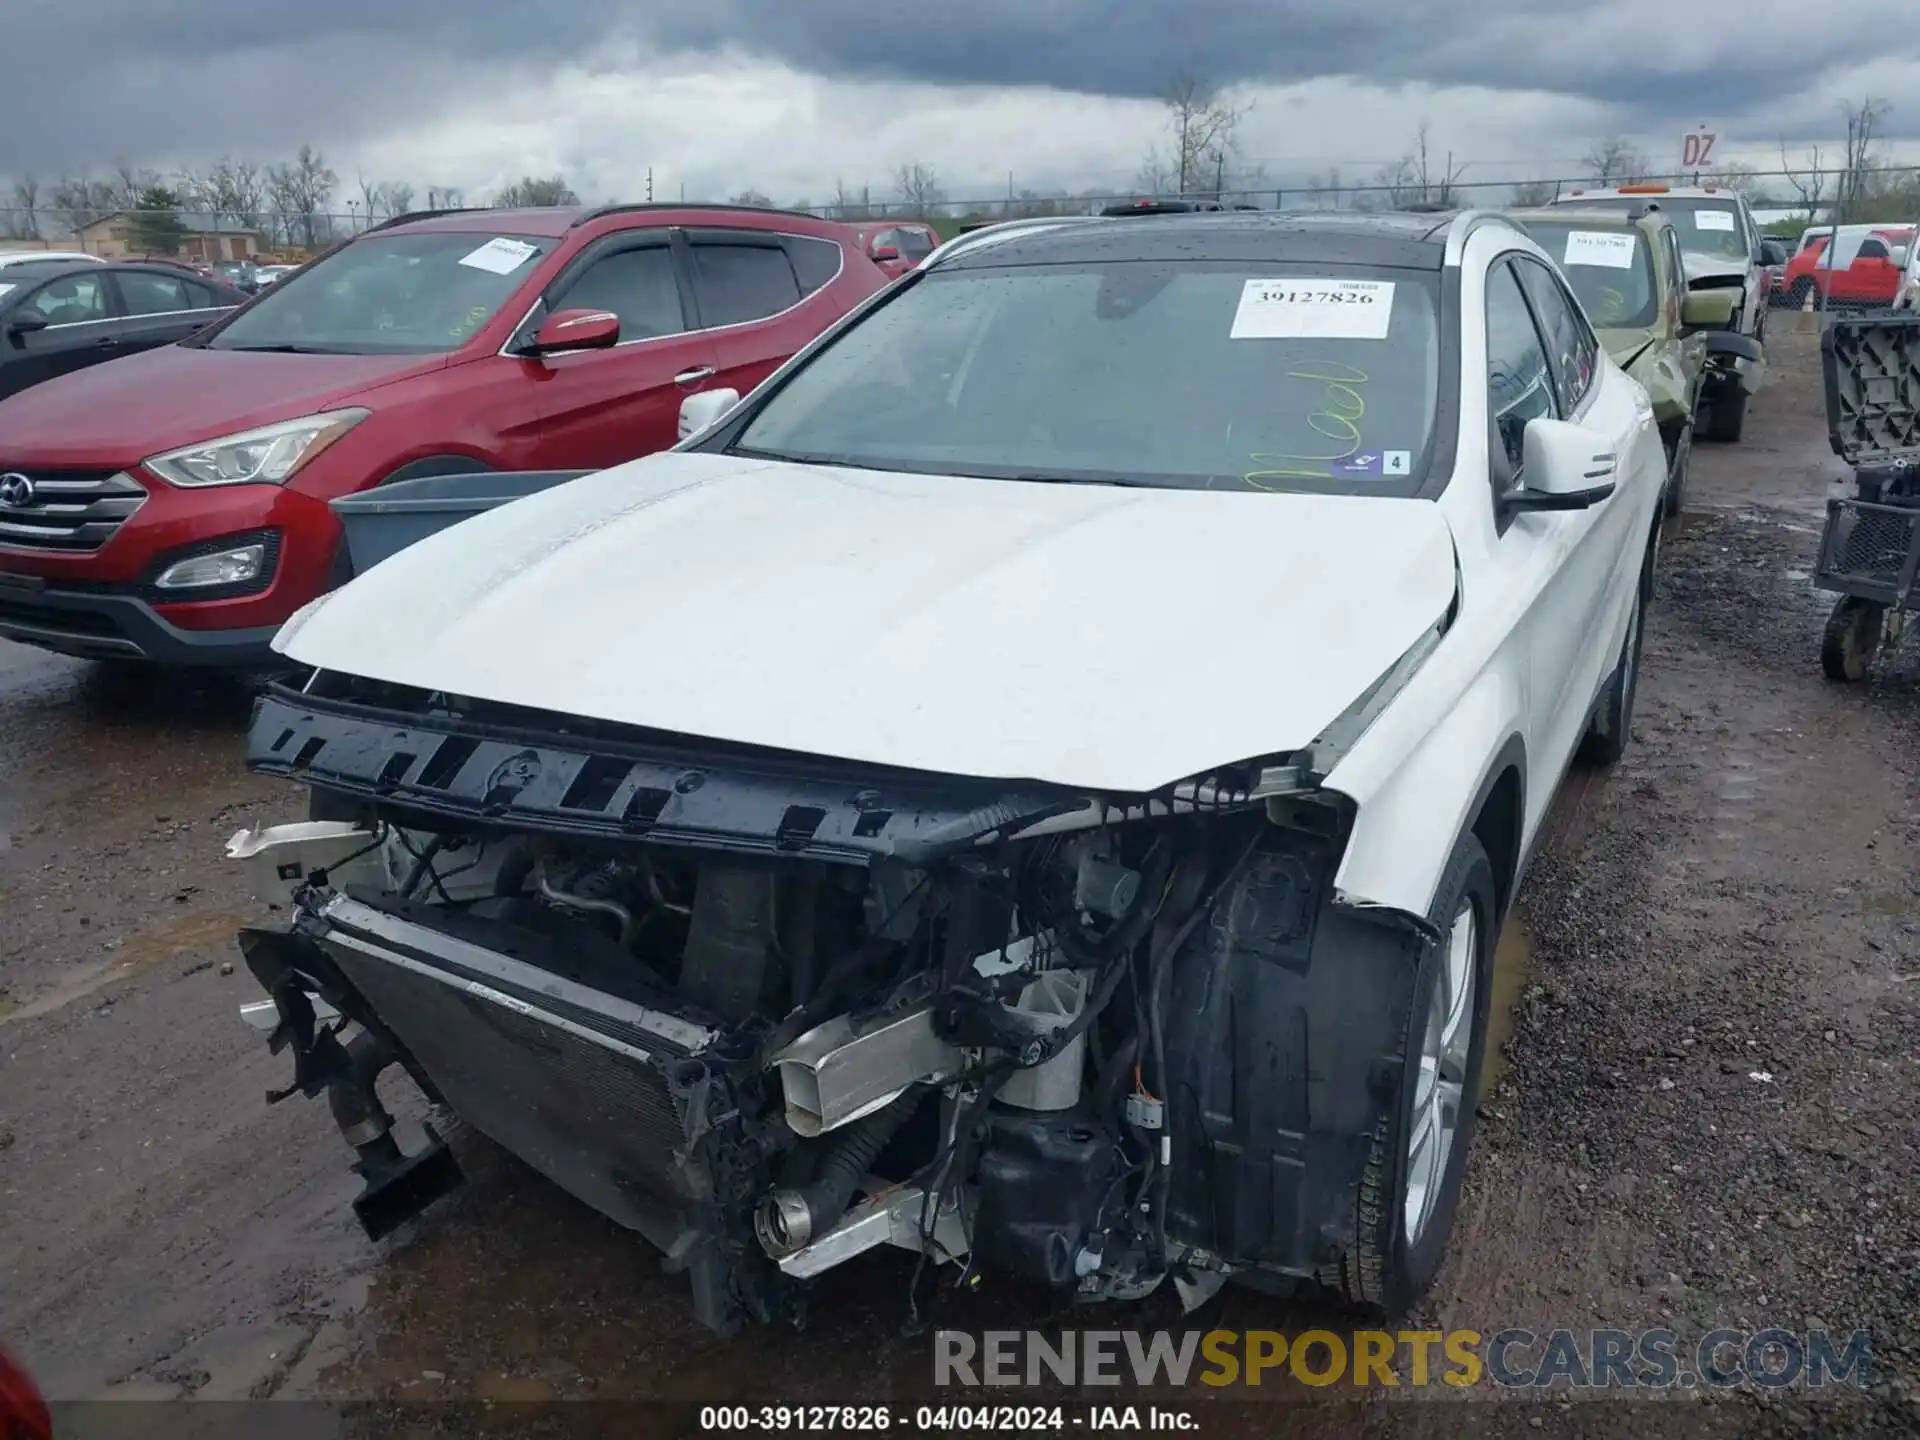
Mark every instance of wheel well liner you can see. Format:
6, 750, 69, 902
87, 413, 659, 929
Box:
1466, 738, 1526, 922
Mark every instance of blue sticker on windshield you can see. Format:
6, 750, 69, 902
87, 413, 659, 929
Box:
1332, 449, 1412, 477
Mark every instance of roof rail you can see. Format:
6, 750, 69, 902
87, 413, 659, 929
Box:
568, 201, 829, 229
366, 206, 496, 233
920, 215, 1108, 270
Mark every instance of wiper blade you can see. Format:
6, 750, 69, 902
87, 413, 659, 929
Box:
219, 343, 334, 354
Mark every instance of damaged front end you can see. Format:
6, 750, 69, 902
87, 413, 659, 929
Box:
232, 670, 1431, 1335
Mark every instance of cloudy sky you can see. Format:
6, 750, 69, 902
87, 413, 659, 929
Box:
6, 0, 1919, 210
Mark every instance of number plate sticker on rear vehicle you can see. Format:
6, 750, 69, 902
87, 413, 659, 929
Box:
1563, 232, 1637, 269
1231, 279, 1395, 340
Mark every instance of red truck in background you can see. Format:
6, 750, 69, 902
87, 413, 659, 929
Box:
1778, 227, 1914, 307
0, 203, 888, 668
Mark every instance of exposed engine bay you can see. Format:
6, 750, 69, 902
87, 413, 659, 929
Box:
234, 674, 1423, 1335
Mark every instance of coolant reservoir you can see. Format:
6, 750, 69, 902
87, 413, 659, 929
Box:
996, 970, 1089, 1112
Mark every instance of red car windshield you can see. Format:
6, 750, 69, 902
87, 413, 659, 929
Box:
204, 232, 555, 355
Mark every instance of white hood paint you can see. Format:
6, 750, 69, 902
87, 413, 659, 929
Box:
1681, 252, 1748, 282
279, 453, 1459, 793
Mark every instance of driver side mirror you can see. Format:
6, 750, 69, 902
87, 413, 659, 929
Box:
522, 307, 620, 356
1504, 418, 1618, 513
6, 312, 48, 339
870, 244, 901, 263
678, 387, 742, 441
1757, 240, 1788, 267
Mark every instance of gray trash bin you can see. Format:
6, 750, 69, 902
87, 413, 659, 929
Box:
329, 470, 592, 575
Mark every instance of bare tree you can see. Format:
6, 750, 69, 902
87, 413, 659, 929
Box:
1369, 154, 1420, 208
1304, 166, 1345, 210
495, 174, 581, 207
195, 158, 268, 233
1581, 136, 1649, 184
1132, 152, 1178, 197
728, 188, 776, 208
49, 175, 116, 234
1839, 95, 1889, 214
1407, 122, 1468, 205
424, 185, 465, 209
818, 180, 855, 219
892, 162, 945, 216
1778, 140, 1827, 214
384, 181, 416, 218
1147, 68, 1252, 197
1709, 161, 1765, 201
267, 145, 338, 248
1510, 178, 1557, 206
107, 159, 159, 210
9, 178, 40, 238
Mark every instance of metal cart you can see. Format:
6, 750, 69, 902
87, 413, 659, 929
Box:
1815, 316, 1920, 681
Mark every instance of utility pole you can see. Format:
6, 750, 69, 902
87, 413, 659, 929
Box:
646, 167, 653, 203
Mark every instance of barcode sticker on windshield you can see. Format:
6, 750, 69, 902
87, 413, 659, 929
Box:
1693, 211, 1737, 232
1563, 231, 1637, 269
1231, 279, 1395, 340
458, 237, 541, 275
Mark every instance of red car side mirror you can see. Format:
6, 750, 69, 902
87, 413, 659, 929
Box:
527, 307, 620, 355
870, 244, 901, 263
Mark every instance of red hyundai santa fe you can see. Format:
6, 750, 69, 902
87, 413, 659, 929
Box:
0, 204, 888, 666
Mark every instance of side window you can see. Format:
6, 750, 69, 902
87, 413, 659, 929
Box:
553, 244, 685, 342
783, 235, 843, 297
25, 274, 110, 325
898, 227, 936, 261
1486, 260, 1557, 484
115, 271, 193, 316
689, 238, 803, 327
1514, 257, 1600, 413
184, 280, 226, 309
1858, 237, 1890, 262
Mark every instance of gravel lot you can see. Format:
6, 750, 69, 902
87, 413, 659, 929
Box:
1, 325, 1915, 1437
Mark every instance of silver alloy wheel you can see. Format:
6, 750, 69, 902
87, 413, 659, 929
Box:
1403, 899, 1477, 1246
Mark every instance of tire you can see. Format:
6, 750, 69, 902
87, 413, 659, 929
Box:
1319, 831, 1497, 1314
1662, 423, 1693, 517
1821, 597, 1885, 683
1578, 564, 1648, 767
1698, 384, 1747, 444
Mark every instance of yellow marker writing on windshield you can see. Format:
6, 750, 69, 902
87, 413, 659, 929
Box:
1244, 361, 1369, 489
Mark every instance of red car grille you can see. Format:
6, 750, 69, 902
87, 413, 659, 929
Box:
0, 468, 148, 554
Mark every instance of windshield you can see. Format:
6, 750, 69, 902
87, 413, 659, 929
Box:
204, 232, 555, 355
1519, 223, 1657, 328
1570, 197, 1747, 261
732, 261, 1442, 495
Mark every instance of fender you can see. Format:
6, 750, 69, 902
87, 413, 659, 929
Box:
1322, 664, 1528, 919
1702, 330, 1764, 396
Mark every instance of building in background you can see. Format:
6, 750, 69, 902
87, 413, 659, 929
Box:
75, 211, 259, 261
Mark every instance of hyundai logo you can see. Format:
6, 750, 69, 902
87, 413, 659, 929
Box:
0, 473, 32, 509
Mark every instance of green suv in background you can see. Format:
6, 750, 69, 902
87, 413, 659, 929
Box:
1510, 207, 1758, 513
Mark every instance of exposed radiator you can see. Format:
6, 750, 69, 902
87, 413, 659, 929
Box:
312, 895, 727, 1255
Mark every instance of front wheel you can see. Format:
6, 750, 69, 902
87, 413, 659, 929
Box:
1319, 831, 1497, 1314
1821, 596, 1886, 683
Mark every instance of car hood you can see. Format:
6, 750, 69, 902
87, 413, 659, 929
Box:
0, 344, 444, 464
1681, 252, 1749, 282
277, 453, 1460, 793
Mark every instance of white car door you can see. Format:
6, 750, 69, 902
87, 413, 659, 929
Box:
1478, 254, 1647, 823
1514, 255, 1655, 780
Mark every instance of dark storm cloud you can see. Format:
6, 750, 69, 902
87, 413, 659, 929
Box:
2, 0, 1913, 175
